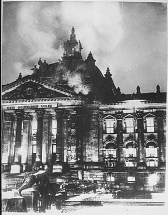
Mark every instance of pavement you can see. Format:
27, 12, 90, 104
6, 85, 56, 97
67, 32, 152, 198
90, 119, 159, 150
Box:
2, 190, 167, 214
65, 192, 165, 204
2, 204, 168, 215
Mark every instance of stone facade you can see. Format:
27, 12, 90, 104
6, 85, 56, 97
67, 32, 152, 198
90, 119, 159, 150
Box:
2, 28, 166, 192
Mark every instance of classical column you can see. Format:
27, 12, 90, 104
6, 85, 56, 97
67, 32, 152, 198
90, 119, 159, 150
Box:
36, 110, 44, 162
156, 111, 165, 166
62, 110, 69, 163
14, 110, 24, 164
42, 112, 50, 164
9, 114, 16, 165
116, 111, 123, 167
55, 109, 63, 162
75, 107, 83, 161
28, 112, 36, 166
67, 110, 77, 163
2, 112, 14, 169
98, 112, 103, 162
21, 112, 31, 169
136, 110, 145, 168
48, 112, 56, 164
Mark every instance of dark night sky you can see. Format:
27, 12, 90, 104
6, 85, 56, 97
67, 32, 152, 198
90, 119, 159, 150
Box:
2, 1, 167, 94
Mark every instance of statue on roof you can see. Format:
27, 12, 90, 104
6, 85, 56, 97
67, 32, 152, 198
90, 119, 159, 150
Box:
18, 72, 22, 79
38, 58, 43, 68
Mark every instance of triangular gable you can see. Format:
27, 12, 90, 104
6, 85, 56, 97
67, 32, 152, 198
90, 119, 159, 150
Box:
2, 76, 75, 100
143, 113, 155, 118
124, 114, 134, 118
104, 115, 116, 120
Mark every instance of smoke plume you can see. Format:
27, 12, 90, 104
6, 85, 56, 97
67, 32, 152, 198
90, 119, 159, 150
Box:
2, 2, 167, 93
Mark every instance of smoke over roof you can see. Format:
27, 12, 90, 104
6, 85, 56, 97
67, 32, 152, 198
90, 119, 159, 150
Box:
2, 2, 167, 94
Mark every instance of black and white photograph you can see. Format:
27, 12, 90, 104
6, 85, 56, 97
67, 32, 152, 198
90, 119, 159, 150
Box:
1, 1, 167, 214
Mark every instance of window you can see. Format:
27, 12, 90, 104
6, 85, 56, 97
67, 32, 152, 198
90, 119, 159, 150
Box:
125, 118, 134, 133
32, 144, 36, 153
104, 149, 117, 158
32, 117, 37, 141
32, 144, 36, 164
31, 117, 37, 164
146, 117, 154, 132
127, 176, 135, 183
52, 144, 57, 163
146, 143, 157, 157
52, 144, 56, 153
164, 117, 166, 132
103, 143, 117, 158
104, 119, 115, 133
125, 142, 136, 157
52, 118, 57, 141
105, 160, 116, 167
107, 175, 115, 182
125, 161, 137, 167
146, 159, 158, 167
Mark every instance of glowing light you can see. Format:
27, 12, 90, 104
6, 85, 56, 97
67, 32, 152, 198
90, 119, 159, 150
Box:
148, 173, 159, 186
107, 176, 115, 182
128, 176, 135, 182
18, 146, 27, 163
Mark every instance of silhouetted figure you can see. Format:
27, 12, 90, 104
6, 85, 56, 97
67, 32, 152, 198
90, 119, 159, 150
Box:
18, 162, 60, 211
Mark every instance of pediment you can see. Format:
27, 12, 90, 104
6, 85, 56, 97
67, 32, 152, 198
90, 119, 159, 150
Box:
2, 78, 75, 100
143, 113, 155, 118
104, 115, 116, 120
124, 114, 134, 118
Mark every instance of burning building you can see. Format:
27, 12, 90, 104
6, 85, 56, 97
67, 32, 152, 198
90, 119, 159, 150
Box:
2, 27, 166, 192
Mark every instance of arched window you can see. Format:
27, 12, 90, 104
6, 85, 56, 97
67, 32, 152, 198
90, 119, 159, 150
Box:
146, 159, 158, 167
103, 116, 116, 134
125, 118, 134, 133
104, 143, 117, 158
125, 142, 136, 158
102, 143, 117, 168
146, 142, 157, 158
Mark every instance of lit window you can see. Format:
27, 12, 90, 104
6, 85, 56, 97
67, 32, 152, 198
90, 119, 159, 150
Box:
164, 117, 166, 131
125, 142, 136, 157
32, 145, 36, 153
104, 149, 117, 158
32, 118, 37, 140
125, 161, 137, 167
127, 176, 135, 183
125, 118, 134, 133
52, 118, 57, 140
103, 143, 117, 159
146, 159, 158, 167
126, 147, 136, 157
104, 119, 115, 133
105, 160, 116, 167
107, 176, 115, 182
52, 144, 57, 153
146, 117, 154, 132
146, 144, 157, 157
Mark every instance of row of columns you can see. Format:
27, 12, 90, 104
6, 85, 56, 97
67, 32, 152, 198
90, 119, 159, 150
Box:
2, 107, 85, 170
2, 109, 61, 167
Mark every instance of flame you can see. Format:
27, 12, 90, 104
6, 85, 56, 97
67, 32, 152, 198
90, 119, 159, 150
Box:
63, 71, 90, 95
